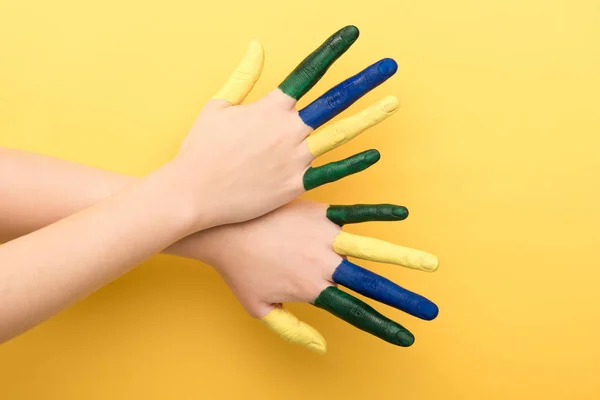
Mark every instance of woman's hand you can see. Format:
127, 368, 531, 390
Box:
170, 25, 400, 229
181, 198, 439, 354
0, 25, 419, 345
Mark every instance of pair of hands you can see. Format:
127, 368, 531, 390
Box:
167, 26, 439, 353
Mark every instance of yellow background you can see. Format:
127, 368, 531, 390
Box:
1, 0, 599, 398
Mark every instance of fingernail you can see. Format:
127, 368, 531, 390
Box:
340, 25, 360, 42
377, 58, 398, 77
380, 96, 399, 113
363, 149, 381, 164
391, 206, 408, 220
306, 342, 327, 354
420, 254, 439, 272
417, 301, 439, 321
395, 330, 415, 347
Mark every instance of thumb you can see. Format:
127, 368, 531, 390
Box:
260, 306, 327, 354
212, 40, 264, 105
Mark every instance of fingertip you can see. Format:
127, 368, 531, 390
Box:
420, 254, 439, 272
247, 39, 264, 54
364, 149, 381, 164
417, 301, 439, 321
395, 329, 415, 347
306, 340, 328, 354
380, 95, 400, 113
391, 206, 409, 220
246, 41, 265, 69
340, 25, 360, 43
377, 58, 398, 77
212, 39, 264, 104
260, 308, 327, 354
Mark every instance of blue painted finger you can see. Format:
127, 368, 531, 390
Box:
298, 58, 398, 129
331, 260, 439, 321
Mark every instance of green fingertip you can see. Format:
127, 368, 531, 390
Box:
312, 287, 414, 347
326, 204, 409, 226
397, 330, 415, 347
392, 206, 409, 219
279, 25, 360, 100
363, 149, 381, 164
303, 149, 380, 191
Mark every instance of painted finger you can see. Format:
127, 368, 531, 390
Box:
332, 231, 439, 272
331, 260, 439, 320
306, 96, 399, 158
326, 204, 409, 226
298, 58, 398, 129
260, 307, 327, 354
212, 40, 264, 105
303, 149, 380, 191
312, 287, 414, 347
278, 25, 359, 101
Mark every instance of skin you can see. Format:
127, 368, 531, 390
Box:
0, 26, 439, 351
209, 30, 400, 191
0, 147, 439, 353
191, 200, 438, 353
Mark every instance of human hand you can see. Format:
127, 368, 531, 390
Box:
170, 26, 401, 229
186, 199, 439, 354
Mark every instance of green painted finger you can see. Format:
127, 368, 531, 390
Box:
303, 149, 380, 191
279, 25, 359, 100
326, 204, 409, 226
312, 287, 414, 347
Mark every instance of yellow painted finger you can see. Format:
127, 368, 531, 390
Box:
212, 40, 264, 105
260, 307, 327, 354
332, 231, 439, 272
306, 96, 399, 158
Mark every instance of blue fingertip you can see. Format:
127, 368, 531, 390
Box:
332, 260, 438, 321
417, 299, 439, 321
298, 58, 398, 129
377, 58, 398, 76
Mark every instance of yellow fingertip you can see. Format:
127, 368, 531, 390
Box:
260, 308, 327, 354
421, 253, 440, 272
332, 231, 439, 272
307, 96, 399, 158
380, 95, 400, 113
212, 40, 264, 105
306, 342, 327, 355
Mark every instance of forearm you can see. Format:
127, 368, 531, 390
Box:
0, 162, 201, 342
0, 147, 209, 259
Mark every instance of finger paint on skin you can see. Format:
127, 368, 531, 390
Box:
332, 260, 439, 320
303, 149, 380, 191
306, 96, 399, 158
326, 204, 408, 226
332, 231, 439, 272
212, 40, 264, 104
260, 308, 327, 354
279, 25, 359, 100
312, 287, 414, 347
298, 58, 398, 129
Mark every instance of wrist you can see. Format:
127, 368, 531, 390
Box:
155, 160, 217, 234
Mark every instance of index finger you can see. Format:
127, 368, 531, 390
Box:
278, 25, 359, 100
